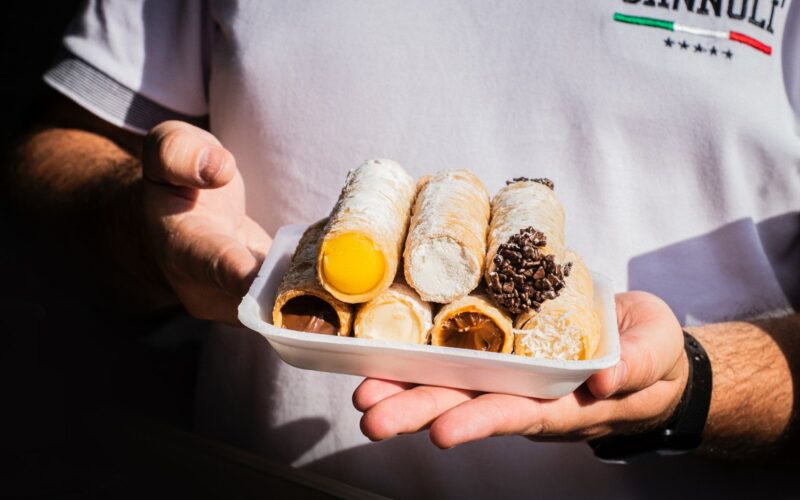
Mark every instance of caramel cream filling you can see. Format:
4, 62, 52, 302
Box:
440, 312, 504, 352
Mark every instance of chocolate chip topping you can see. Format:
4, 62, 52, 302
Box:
487, 227, 572, 315
505, 177, 554, 190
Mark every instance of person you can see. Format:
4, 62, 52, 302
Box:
8, 0, 800, 497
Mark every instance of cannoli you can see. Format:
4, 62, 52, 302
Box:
318, 159, 417, 304
514, 251, 600, 360
403, 170, 491, 303
353, 280, 433, 344
485, 178, 571, 315
273, 219, 353, 335
431, 292, 514, 353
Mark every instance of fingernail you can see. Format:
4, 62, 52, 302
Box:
199, 147, 225, 184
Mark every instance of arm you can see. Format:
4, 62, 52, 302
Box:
354, 292, 800, 460
691, 315, 799, 458
9, 94, 164, 310
6, 92, 270, 322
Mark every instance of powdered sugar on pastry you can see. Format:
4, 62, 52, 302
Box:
325, 159, 415, 242
404, 170, 490, 303
318, 159, 416, 303
514, 250, 600, 360
486, 180, 566, 284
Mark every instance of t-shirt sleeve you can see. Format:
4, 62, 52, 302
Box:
44, 0, 211, 135
784, 0, 800, 120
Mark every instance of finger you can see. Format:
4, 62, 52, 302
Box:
177, 282, 243, 324
431, 376, 688, 448
168, 219, 262, 298
587, 292, 684, 399
360, 385, 477, 441
213, 240, 261, 297
168, 239, 257, 323
143, 120, 236, 189
239, 216, 273, 263
587, 360, 629, 401
429, 391, 615, 449
352, 379, 416, 412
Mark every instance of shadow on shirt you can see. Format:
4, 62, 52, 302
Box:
628, 212, 799, 325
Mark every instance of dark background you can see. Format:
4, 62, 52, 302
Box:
1, 3, 79, 148
0, 3, 202, 497
0, 5, 379, 498
0, 0, 216, 498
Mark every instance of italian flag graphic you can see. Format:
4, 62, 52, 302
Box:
614, 12, 772, 55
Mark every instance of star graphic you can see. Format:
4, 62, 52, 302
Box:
694, 43, 705, 53
709, 46, 718, 56
723, 49, 733, 59
664, 37, 674, 47
679, 40, 689, 50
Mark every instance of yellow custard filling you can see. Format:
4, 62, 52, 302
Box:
321, 233, 385, 295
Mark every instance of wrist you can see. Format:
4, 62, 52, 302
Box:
589, 331, 712, 462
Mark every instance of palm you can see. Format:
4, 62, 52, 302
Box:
354, 291, 688, 447
143, 156, 270, 323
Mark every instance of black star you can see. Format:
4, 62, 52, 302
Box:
694, 43, 705, 53
679, 40, 689, 50
664, 37, 674, 47
723, 49, 733, 59
709, 46, 718, 56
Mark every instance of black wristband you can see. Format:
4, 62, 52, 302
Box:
588, 331, 712, 463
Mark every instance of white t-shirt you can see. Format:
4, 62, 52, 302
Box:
46, 1, 800, 498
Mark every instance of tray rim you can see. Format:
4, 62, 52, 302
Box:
239, 224, 621, 373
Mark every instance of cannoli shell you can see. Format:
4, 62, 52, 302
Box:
273, 219, 353, 336
431, 292, 514, 354
514, 251, 600, 360
485, 180, 566, 284
354, 280, 433, 344
318, 159, 417, 303
404, 170, 491, 303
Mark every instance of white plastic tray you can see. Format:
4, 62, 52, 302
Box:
238, 224, 620, 399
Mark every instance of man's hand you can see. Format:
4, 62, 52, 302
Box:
142, 121, 271, 324
10, 93, 269, 324
353, 291, 688, 448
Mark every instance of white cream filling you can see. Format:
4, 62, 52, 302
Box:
358, 302, 421, 344
408, 239, 478, 303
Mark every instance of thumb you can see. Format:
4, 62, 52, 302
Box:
169, 222, 262, 312
143, 120, 236, 189
587, 292, 684, 399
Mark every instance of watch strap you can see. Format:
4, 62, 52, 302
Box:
588, 330, 712, 463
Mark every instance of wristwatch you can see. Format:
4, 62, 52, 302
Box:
588, 331, 712, 463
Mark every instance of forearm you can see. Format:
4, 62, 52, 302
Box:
688, 313, 800, 458
8, 123, 175, 311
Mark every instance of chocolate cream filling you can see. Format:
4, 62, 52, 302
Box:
440, 312, 504, 352
280, 295, 340, 335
